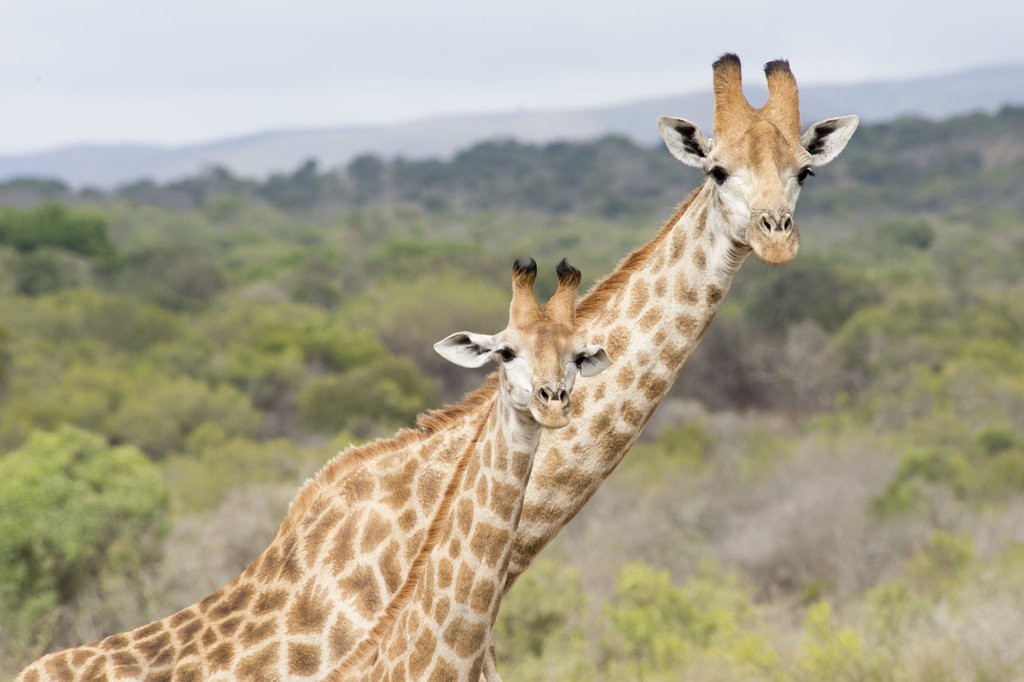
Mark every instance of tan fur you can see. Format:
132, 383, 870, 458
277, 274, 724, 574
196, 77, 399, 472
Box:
576, 188, 701, 323
328, 411, 489, 679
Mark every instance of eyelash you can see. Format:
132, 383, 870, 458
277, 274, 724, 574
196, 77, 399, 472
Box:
497, 348, 516, 362
797, 167, 815, 185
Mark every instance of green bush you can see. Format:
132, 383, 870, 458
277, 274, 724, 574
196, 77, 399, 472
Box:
977, 427, 1019, 455
5, 289, 184, 354
496, 558, 590, 660
0, 427, 167, 662
873, 449, 973, 515
880, 218, 935, 250
795, 601, 879, 681
743, 256, 880, 335
163, 434, 331, 512
11, 249, 95, 296
493, 558, 598, 681
297, 356, 438, 435
904, 532, 974, 595
0, 323, 10, 395
604, 562, 776, 679
203, 301, 384, 372
108, 375, 261, 458
0, 203, 119, 272
118, 244, 225, 311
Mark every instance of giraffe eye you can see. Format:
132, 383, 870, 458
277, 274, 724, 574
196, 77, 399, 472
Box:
708, 166, 729, 185
497, 348, 516, 363
797, 167, 815, 185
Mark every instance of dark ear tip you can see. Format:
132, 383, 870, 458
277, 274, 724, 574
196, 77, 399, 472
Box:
713, 53, 741, 69
764, 59, 792, 76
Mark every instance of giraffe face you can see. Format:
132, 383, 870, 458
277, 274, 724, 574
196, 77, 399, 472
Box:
489, 321, 608, 428
656, 55, 858, 265
434, 259, 610, 429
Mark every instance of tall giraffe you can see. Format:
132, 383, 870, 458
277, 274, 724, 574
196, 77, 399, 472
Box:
480, 54, 859, 678
16, 259, 608, 682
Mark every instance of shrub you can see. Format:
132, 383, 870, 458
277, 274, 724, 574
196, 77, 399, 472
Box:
794, 601, 878, 681
743, 256, 880, 335
604, 562, 776, 679
0, 203, 119, 272
0, 427, 167, 665
297, 356, 437, 435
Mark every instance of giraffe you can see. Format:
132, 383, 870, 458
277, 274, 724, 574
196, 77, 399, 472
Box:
478, 53, 860, 678
329, 258, 608, 681
16, 258, 609, 682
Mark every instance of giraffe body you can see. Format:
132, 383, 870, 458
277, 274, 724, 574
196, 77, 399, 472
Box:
479, 54, 859, 678
17, 260, 607, 682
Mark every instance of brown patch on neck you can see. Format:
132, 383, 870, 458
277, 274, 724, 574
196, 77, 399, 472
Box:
576, 186, 703, 323
328, 402, 494, 677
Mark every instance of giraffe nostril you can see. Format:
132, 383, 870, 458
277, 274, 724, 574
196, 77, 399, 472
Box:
538, 387, 551, 402
557, 389, 568, 403
781, 214, 793, 232
759, 213, 773, 233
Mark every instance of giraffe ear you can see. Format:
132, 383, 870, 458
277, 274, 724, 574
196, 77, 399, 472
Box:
801, 115, 859, 167
434, 332, 498, 368
575, 344, 611, 378
657, 116, 711, 168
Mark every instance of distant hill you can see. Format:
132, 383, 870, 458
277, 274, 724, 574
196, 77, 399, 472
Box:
3, 61, 1023, 188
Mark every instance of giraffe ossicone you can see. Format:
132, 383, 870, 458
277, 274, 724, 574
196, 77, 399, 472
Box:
17, 259, 608, 682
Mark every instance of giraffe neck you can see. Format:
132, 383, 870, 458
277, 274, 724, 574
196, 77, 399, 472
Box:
333, 394, 542, 680
505, 182, 749, 585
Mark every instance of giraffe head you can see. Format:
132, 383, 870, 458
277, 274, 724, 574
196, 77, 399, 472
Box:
435, 258, 610, 428
657, 53, 858, 265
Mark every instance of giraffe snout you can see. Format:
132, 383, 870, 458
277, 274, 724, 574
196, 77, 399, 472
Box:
530, 382, 572, 428
535, 383, 569, 406
757, 210, 794, 236
746, 209, 800, 265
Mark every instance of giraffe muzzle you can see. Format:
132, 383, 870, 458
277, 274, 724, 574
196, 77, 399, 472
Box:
746, 210, 800, 265
757, 210, 794, 236
530, 382, 572, 428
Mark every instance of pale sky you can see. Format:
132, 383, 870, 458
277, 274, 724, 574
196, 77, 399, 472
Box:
2, 0, 1022, 154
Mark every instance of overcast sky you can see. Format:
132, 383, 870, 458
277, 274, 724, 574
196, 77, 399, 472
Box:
2, 0, 1022, 154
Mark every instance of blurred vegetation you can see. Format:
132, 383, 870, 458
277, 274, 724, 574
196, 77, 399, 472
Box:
2, 106, 1024, 678
0, 427, 167, 663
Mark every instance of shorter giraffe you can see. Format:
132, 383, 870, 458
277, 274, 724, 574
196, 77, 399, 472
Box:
330, 259, 609, 680
16, 259, 608, 682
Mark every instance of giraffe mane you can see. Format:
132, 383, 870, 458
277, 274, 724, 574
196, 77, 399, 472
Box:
282, 375, 498, 531
575, 186, 701, 322
415, 376, 500, 434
